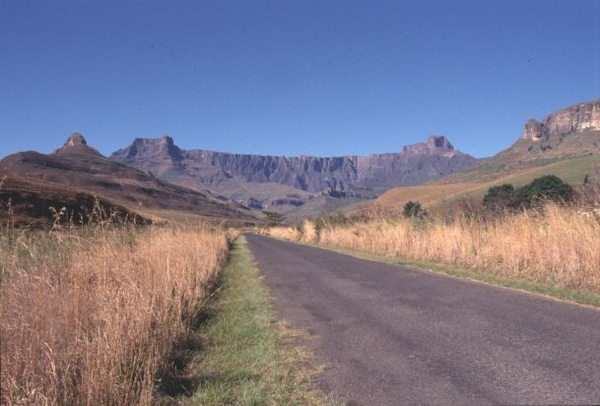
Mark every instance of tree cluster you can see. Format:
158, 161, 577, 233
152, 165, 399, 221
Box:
482, 175, 574, 213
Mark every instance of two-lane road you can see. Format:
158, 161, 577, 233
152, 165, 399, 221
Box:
246, 234, 600, 405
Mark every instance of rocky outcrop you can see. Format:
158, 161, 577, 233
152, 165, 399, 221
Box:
111, 135, 478, 198
400, 135, 457, 157
522, 99, 600, 141
114, 135, 183, 161
53, 132, 102, 156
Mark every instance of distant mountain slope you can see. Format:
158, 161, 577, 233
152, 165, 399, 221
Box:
110, 135, 479, 212
0, 133, 257, 227
376, 154, 600, 216
446, 98, 600, 184
373, 98, 600, 215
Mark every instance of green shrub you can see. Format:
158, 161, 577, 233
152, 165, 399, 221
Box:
403, 201, 428, 218
483, 175, 575, 213
482, 184, 518, 213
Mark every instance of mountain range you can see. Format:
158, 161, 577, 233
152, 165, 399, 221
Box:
0, 134, 256, 227
1, 97, 598, 226
109, 134, 479, 216
376, 98, 600, 215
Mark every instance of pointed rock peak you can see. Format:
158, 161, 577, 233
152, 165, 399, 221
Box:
54, 132, 102, 156
65, 132, 87, 147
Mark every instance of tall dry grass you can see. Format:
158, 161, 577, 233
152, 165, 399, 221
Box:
285, 205, 600, 294
265, 220, 318, 244
1, 225, 230, 405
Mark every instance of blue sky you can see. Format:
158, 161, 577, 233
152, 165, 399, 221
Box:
1, 0, 599, 159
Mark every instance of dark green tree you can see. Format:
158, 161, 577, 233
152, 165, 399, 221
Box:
482, 175, 574, 213
403, 201, 427, 218
482, 184, 517, 212
517, 175, 574, 208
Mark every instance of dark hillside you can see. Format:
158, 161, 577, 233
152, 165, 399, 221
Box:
0, 134, 257, 227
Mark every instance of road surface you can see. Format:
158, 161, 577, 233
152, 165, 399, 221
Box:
245, 234, 600, 405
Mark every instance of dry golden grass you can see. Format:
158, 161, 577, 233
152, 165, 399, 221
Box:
264, 225, 300, 241
298, 219, 318, 244
275, 204, 600, 295
1, 225, 230, 405
376, 183, 483, 210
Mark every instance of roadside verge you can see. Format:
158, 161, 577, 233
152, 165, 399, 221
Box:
182, 235, 328, 405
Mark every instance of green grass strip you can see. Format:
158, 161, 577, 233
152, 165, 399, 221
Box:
184, 236, 327, 406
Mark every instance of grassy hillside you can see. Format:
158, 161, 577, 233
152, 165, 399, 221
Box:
376, 154, 600, 215
447, 129, 600, 183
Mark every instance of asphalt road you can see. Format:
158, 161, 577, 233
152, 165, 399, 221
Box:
245, 234, 600, 405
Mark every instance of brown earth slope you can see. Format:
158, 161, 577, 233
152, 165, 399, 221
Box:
0, 133, 257, 227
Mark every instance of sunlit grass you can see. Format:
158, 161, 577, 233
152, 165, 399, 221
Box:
321, 206, 600, 294
269, 204, 600, 300
1, 224, 229, 405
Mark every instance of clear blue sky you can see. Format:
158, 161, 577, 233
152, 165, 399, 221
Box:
1, 0, 599, 159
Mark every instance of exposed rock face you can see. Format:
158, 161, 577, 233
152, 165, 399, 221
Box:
116, 135, 183, 161
401, 135, 452, 155
522, 99, 600, 141
522, 119, 547, 141
110, 135, 478, 199
53, 132, 102, 156
64, 132, 87, 147
483, 98, 600, 174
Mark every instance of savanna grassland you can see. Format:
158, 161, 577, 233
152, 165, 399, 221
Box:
0, 222, 231, 405
268, 196, 600, 301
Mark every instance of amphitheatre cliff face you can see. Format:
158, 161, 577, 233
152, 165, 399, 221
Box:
110, 135, 479, 203
522, 99, 600, 141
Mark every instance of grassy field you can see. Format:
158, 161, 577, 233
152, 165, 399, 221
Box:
1, 224, 230, 405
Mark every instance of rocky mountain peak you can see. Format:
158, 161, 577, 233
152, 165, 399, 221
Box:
427, 135, 454, 150
53, 132, 102, 156
65, 132, 87, 147
401, 135, 457, 157
521, 98, 600, 141
113, 135, 183, 161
